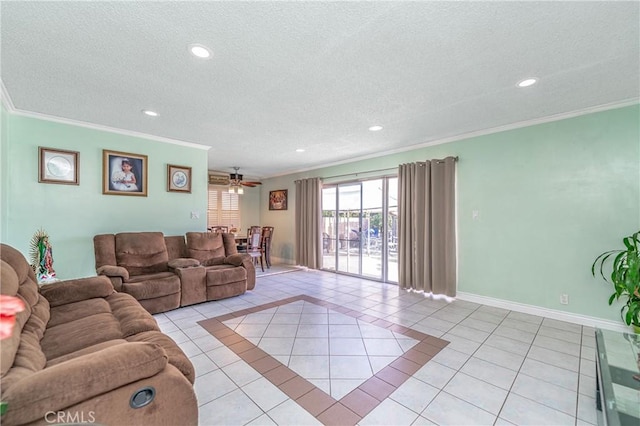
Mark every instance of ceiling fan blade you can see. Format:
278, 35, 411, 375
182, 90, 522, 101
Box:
241, 181, 262, 186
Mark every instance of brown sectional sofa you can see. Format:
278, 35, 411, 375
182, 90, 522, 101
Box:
0, 243, 198, 426
94, 231, 256, 314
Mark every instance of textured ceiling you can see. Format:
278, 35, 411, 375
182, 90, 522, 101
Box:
1, 1, 639, 178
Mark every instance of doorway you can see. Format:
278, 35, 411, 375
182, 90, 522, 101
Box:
321, 177, 398, 283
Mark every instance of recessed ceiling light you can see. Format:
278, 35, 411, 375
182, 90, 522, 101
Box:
369, 125, 383, 131
142, 109, 158, 117
295, 148, 305, 153
517, 78, 538, 88
189, 44, 212, 59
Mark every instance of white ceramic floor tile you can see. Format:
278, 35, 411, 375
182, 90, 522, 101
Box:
473, 344, 525, 371
499, 393, 575, 426
258, 337, 295, 355
198, 388, 263, 426
330, 355, 374, 379
241, 377, 289, 412
329, 338, 367, 355
443, 372, 508, 414
190, 353, 219, 377
422, 391, 497, 426
194, 369, 238, 406
360, 398, 420, 425
431, 347, 470, 370
362, 338, 404, 356
527, 345, 580, 372
288, 355, 330, 379
266, 399, 322, 426
460, 356, 517, 390
519, 358, 579, 390
511, 373, 577, 415
222, 359, 262, 387
389, 377, 439, 414
291, 338, 329, 355
205, 345, 241, 368
329, 378, 365, 399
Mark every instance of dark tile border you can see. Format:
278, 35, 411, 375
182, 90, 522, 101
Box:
198, 295, 449, 425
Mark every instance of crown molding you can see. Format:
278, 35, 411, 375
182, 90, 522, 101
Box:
0, 79, 210, 151
456, 291, 631, 333
0, 80, 16, 112
265, 98, 640, 179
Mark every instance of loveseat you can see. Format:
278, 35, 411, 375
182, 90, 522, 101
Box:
0, 243, 198, 426
94, 231, 255, 314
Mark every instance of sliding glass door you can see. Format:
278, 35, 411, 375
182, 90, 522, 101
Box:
322, 176, 397, 283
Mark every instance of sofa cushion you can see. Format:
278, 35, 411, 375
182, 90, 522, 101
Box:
48, 298, 111, 328
41, 312, 122, 360
115, 232, 169, 275
185, 232, 226, 264
46, 339, 128, 367
123, 273, 181, 300
206, 267, 247, 287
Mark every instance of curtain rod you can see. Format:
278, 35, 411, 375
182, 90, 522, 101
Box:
294, 156, 458, 182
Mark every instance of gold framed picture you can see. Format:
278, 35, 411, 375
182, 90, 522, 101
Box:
102, 150, 148, 196
38, 147, 79, 185
269, 189, 288, 210
167, 164, 192, 193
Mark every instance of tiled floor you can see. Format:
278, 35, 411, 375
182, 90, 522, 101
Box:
153, 268, 600, 426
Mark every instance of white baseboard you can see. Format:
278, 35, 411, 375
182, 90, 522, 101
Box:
456, 291, 630, 333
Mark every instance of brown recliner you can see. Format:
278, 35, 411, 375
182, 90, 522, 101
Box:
93, 232, 200, 314
185, 232, 256, 302
0, 243, 198, 426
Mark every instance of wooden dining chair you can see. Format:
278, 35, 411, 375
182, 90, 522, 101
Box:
208, 225, 228, 233
246, 226, 264, 272
261, 226, 274, 268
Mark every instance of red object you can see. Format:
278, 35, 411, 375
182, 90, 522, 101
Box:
0, 295, 25, 340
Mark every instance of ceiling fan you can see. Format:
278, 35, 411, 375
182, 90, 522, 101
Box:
228, 167, 261, 194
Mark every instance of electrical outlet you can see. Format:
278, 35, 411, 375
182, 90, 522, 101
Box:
472, 210, 480, 221
190, 211, 199, 219
560, 294, 569, 305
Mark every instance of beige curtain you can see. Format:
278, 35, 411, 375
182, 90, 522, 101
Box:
398, 157, 456, 296
295, 178, 322, 268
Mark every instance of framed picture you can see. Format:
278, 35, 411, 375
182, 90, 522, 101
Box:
269, 189, 288, 210
167, 164, 192, 193
102, 150, 148, 196
38, 147, 79, 185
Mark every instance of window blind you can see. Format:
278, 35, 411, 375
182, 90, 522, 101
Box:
207, 185, 240, 229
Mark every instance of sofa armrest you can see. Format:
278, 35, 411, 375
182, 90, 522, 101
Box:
224, 254, 245, 267
237, 254, 256, 290
97, 264, 130, 281
168, 258, 200, 269
39, 276, 115, 307
2, 342, 168, 425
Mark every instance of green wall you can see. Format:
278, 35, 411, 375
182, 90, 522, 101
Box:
1, 113, 209, 278
260, 105, 640, 323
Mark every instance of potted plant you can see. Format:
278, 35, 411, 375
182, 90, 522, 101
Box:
592, 231, 640, 332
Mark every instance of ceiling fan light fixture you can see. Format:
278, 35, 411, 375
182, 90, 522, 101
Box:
369, 125, 383, 132
517, 78, 538, 88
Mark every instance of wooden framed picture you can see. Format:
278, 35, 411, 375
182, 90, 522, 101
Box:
102, 150, 148, 196
269, 189, 288, 210
167, 164, 192, 193
38, 147, 79, 185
